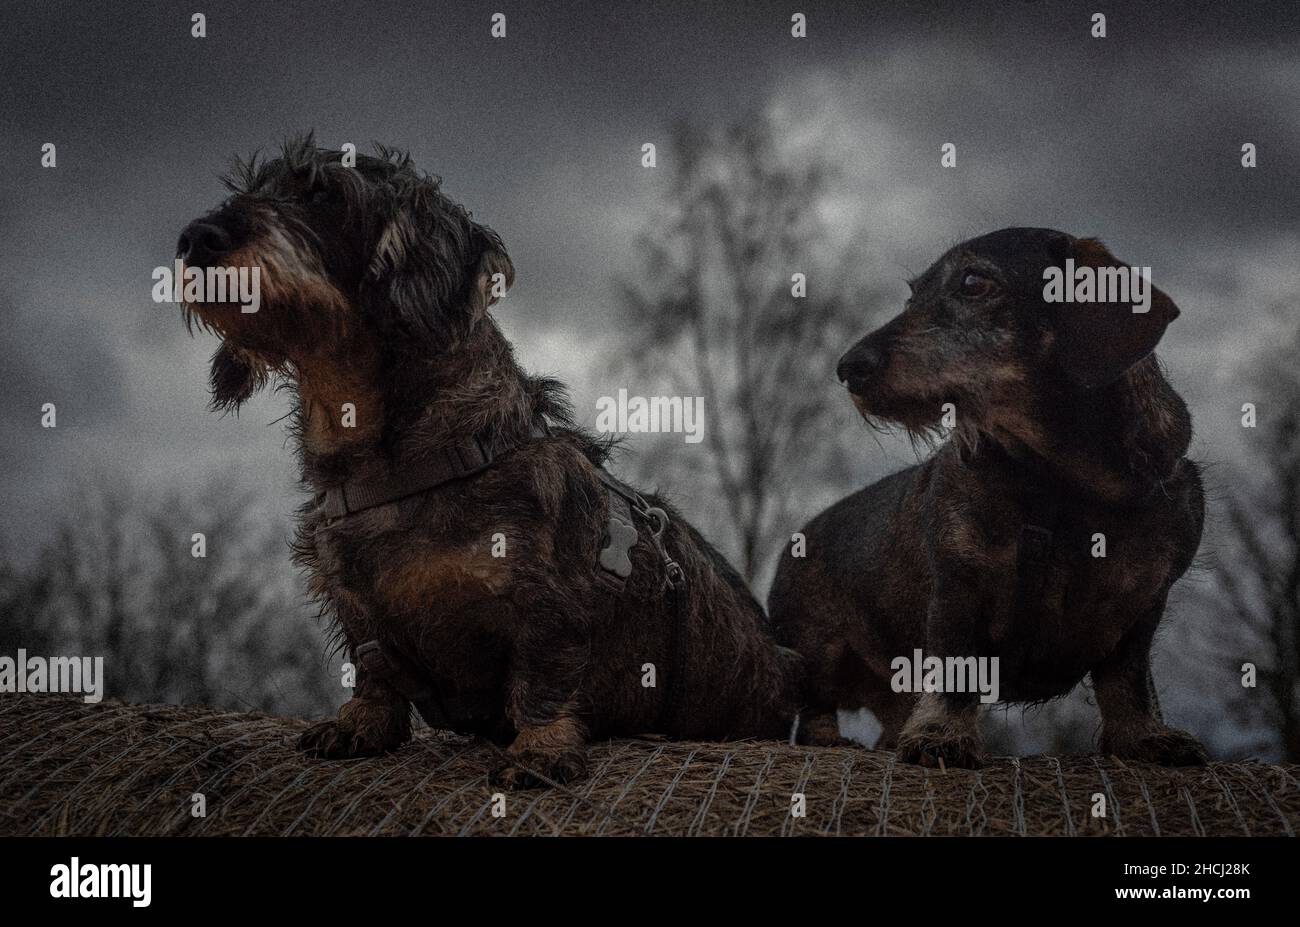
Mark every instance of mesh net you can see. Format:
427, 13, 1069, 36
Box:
1, 694, 1295, 837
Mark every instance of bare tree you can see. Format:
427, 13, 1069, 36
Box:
0, 475, 342, 716
1212, 319, 1300, 761
618, 113, 880, 582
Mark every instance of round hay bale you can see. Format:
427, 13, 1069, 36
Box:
0, 694, 1295, 836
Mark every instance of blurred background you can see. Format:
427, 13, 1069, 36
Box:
1, 1, 1297, 759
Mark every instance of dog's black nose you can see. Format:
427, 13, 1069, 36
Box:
177, 220, 232, 267
837, 341, 886, 389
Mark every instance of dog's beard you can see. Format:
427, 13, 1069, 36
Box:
847, 385, 992, 462
850, 387, 947, 441
208, 342, 274, 412
185, 291, 351, 368
181, 216, 353, 339
180, 237, 348, 413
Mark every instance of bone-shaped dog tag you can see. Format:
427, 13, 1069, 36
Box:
599, 515, 638, 579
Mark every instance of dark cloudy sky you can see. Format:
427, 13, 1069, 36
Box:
2, 0, 1298, 563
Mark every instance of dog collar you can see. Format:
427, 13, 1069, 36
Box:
316, 421, 547, 523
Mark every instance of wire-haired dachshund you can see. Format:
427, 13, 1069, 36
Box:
769, 227, 1207, 768
177, 134, 801, 787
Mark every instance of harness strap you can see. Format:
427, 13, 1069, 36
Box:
318, 422, 547, 523
355, 640, 496, 732
331, 423, 546, 732
1012, 486, 1060, 626
597, 470, 691, 735
660, 557, 690, 735
344, 459, 692, 738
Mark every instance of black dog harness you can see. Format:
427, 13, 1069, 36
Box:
317, 426, 544, 523
975, 443, 1062, 637
317, 424, 692, 736
596, 470, 691, 733
1013, 483, 1060, 627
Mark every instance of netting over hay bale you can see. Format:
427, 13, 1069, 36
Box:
1, 694, 1296, 836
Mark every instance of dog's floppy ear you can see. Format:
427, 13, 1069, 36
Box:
468, 224, 514, 324
366, 196, 512, 347
209, 342, 267, 411
367, 206, 455, 345
1056, 238, 1180, 389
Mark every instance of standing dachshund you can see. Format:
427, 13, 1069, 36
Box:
177, 135, 800, 787
769, 227, 1207, 768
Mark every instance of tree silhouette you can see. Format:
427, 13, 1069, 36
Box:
618, 112, 878, 582
1214, 315, 1300, 761
0, 475, 342, 716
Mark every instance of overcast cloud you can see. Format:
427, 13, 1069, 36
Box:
2, 0, 1298, 564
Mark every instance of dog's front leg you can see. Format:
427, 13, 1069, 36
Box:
896, 594, 987, 769
896, 692, 985, 769
491, 614, 591, 790
299, 673, 412, 759
1093, 596, 1207, 766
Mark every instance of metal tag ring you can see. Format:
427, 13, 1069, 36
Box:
642, 506, 669, 538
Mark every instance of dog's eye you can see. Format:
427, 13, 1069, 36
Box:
958, 271, 995, 298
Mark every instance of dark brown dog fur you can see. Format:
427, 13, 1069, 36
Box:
178, 135, 800, 787
769, 227, 1207, 768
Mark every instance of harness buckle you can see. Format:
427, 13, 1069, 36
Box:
354, 639, 391, 679
642, 506, 669, 539
318, 486, 348, 525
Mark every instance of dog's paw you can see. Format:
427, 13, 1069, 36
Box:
796, 712, 856, 747
298, 702, 409, 759
896, 726, 986, 770
299, 718, 377, 758
489, 747, 588, 790
1103, 726, 1209, 767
